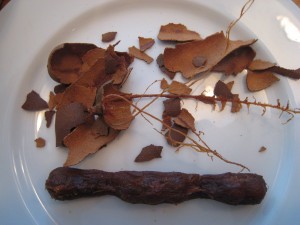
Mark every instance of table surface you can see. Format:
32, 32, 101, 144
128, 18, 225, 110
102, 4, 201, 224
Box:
1, 0, 300, 10
0, 1, 299, 225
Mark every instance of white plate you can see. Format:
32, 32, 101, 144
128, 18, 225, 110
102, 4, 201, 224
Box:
1, 1, 300, 224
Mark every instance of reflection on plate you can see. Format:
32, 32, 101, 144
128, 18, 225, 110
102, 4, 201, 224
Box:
1, 1, 300, 225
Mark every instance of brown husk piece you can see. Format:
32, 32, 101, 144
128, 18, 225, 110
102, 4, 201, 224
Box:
139, 37, 155, 52
63, 118, 119, 166
35, 137, 46, 148
168, 80, 192, 95
174, 108, 196, 131
162, 98, 181, 131
160, 78, 169, 89
158, 23, 202, 42
214, 80, 241, 113
128, 46, 153, 64
102, 86, 133, 130
248, 59, 276, 71
214, 80, 234, 111
163, 98, 181, 117
102, 32, 117, 42
56, 84, 97, 110
134, 144, 163, 162
45, 110, 55, 128
47, 43, 97, 84
163, 32, 256, 78
246, 70, 279, 92
55, 102, 89, 146
156, 54, 176, 79
214, 80, 234, 99
22, 90, 48, 111
212, 46, 256, 75
165, 124, 188, 147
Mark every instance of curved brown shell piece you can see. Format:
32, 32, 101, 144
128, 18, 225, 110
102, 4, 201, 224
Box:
246, 71, 279, 92
158, 23, 202, 42
47, 43, 97, 84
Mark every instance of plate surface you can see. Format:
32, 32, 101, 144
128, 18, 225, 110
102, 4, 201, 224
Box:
1, 1, 300, 225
